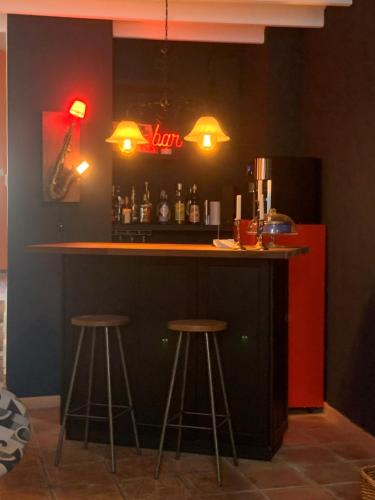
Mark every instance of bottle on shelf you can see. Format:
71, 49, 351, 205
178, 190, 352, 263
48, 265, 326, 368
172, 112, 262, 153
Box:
186, 185, 192, 218
174, 182, 185, 224
122, 196, 132, 224
140, 181, 152, 223
130, 185, 139, 223
157, 189, 171, 224
188, 183, 200, 224
112, 185, 123, 223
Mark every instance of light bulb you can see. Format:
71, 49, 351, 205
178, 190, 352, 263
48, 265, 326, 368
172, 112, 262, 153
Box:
120, 138, 137, 155
76, 161, 90, 175
199, 133, 217, 152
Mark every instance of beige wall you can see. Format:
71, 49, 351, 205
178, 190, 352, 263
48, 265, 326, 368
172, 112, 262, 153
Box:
0, 49, 6, 270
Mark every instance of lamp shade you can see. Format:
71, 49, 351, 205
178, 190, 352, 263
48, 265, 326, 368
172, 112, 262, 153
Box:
184, 116, 230, 151
69, 100, 86, 119
105, 120, 149, 155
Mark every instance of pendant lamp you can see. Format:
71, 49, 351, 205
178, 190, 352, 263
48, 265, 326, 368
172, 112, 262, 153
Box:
184, 115, 230, 152
105, 120, 149, 155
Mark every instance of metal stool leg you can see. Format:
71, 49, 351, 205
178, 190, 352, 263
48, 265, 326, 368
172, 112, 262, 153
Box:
176, 333, 190, 459
105, 326, 115, 473
205, 332, 222, 486
55, 326, 85, 466
155, 331, 183, 479
116, 326, 141, 455
213, 334, 238, 466
84, 327, 96, 449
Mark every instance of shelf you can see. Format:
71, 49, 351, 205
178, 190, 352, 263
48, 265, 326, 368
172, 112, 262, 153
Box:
112, 223, 233, 233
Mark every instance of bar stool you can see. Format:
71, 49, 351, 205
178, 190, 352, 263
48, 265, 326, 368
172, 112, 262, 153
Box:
155, 319, 238, 486
55, 315, 140, 473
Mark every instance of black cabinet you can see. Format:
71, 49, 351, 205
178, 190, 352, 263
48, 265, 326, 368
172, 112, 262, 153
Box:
62, 254, 289, 459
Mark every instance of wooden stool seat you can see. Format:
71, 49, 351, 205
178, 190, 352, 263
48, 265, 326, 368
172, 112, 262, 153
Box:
168, 319, 227, 333
71, 315, 129, 328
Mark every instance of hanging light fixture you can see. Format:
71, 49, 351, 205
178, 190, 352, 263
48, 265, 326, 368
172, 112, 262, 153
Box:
105, 120, 149, 155
184, 115, 230, 152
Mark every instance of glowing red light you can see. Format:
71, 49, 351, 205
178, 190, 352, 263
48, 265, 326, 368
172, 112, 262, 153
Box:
151, 124, 184, 149
69, 100, 86, 119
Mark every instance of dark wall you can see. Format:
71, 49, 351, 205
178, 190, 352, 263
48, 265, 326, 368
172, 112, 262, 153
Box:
302, 1, 375, 432
113, 39, 245, 204
112, 33, 306, 209
7, 15, 112, 396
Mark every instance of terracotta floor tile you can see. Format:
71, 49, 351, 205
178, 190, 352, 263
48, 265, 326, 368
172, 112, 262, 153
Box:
52, 482, 124, 499
302, 426, 358, 443
191, 492, 265, 500
262, 485, 335, 500
17, 402, 375, 498
326, 482, 361, 500
180, 461, 254, 495
276, 445, 341, 465
282, 428, 317, 446
36, 429, 61, 449
41, 440, 105, 467
349, 459, 375, 470
0, 488, 53, 499
45, 461, 115, 488
327, 441, 375, 461
119, 475, 192, 499
94, 444, 142, 461
239, 462, 309, 489
107, 450, 159, 478
30, 408, 60, 434
301, 462, 360, 484
0, 465, 48, 491
163, 451, 218, 474
17, 446, 44, 469
28, 407, 60, 423
26, 431, 41, 451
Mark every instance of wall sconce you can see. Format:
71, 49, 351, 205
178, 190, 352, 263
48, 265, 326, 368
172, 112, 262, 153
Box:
105, 120, 149, 156
184, 115, 230, 152
43, 99, 90, 202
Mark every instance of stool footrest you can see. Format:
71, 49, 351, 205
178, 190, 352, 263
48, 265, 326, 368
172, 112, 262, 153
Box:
167, 421, 228, 431
67, 403, 133, 422
167, 410, 229, 431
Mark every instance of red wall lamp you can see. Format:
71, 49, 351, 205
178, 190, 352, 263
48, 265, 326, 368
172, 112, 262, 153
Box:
43, 99, 91, 202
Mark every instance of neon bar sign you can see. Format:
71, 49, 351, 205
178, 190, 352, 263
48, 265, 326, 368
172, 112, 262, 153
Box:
139, 123, 184, 155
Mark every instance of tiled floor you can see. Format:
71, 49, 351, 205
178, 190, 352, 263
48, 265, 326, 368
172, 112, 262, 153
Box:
2, 404, 373, 499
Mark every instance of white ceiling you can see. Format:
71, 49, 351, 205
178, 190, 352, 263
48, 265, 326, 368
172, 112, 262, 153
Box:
0, 0, 352, 45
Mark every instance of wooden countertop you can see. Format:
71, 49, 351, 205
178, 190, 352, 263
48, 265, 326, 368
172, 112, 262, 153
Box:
27, 242, 308, 259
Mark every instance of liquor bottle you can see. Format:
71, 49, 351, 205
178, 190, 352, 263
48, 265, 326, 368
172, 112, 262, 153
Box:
130, 185, 139, 223
174, 182, 185, 224
185, 185, 192, 218
140, 181, 152, 223
122, 196, 132, 224
145, 181, 153, 218
112, 185, 122, 223
189, 184, 200, 224
118, 194, 124, 223
157, 189, 171, 224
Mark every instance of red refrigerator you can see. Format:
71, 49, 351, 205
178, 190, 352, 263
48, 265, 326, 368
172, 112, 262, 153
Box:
240, 223, 325, 408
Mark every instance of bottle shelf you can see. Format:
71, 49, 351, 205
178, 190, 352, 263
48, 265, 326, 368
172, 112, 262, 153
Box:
112, 223, 233, 233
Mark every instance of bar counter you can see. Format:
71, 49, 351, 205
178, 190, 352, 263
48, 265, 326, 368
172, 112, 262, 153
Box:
28, 241, 307, 259
28, 242, 307, 460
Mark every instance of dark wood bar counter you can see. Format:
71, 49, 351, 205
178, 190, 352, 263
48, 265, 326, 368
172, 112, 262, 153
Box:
28, 242, 307, 460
